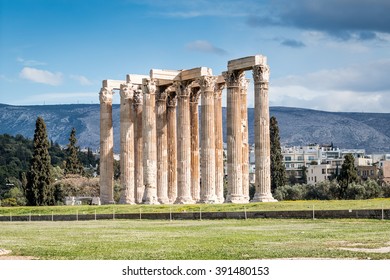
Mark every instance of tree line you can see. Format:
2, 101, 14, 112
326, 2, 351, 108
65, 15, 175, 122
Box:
2, 115, 388, 206
269, 117, 390, 200
0, 117, 97, 206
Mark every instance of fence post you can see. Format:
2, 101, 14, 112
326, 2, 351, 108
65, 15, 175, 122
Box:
382, 204, 384, 221
139, 208, 142, 220
52, 211, 54, 222
113, 208, 115, 220
95, 209, 97, 221
244, 206, 247, 220
76, 210, 78, 221
200, 207, 202, 221
170, 207, 172, 222
312, 205, 315, 220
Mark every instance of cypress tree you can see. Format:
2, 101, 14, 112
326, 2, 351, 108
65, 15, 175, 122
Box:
337, 153, 359, 198
270, 116, 286, 192
65, 128, 84, 175
25, 117, 54, 206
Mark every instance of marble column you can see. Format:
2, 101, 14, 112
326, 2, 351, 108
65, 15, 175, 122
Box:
156, 88, 169, 204
119, 83, 135, 204
175, 81, 195, 204
167, 92, 178, 203
241, 78, 250, 203
199, 76, 217, 203
142, 79, 159, 204
214, 83, 225, 204
99, 87, 115, 204
252, 64, 277, 202
224, 70, 246, 203
133, 89, 144, 204
190, 88, 200, 202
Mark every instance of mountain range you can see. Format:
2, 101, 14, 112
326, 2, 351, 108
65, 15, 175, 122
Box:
0, 103, 389, 153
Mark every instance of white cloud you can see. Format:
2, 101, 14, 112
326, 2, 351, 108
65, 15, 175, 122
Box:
274, 59, 390, 92
17, 57, 47, 66
186, 40, 227, 55
265, 59, 390, 113
19, 67, 63, 86
18, 92, 99, 105
70, 74, 93, 86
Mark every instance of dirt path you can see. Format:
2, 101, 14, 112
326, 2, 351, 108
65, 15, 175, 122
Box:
0, 248, 37, 260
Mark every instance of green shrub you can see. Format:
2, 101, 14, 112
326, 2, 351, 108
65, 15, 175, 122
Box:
274, 184, 306, 201
1, 197, 18, 207
345, 183, 366, 200
362, 179, 382, 199
381, 184, 390, 198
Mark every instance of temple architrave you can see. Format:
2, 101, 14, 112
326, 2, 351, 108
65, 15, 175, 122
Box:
98, 55, 277, 204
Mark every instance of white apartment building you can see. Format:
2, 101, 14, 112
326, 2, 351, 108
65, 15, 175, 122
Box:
281, 145, 321, 180
307, 164, 336, 185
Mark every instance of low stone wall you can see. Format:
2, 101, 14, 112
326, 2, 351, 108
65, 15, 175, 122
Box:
0, 209, 389, 222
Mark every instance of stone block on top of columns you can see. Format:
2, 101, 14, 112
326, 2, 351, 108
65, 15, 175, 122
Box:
227, 55, 267, 71
126, 74, 149, 85
150, 69, 181, 86
178, 67, 213, 82
102, 79, 126, 90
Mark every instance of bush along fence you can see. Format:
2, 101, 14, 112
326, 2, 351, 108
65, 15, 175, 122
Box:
0, 208, 389, 222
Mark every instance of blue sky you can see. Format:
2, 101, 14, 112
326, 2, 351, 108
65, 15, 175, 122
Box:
1, 0, 390, 112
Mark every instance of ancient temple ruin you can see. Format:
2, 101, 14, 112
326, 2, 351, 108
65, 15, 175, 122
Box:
98, 55, 277, 204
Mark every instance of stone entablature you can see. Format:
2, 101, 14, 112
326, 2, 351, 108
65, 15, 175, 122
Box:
99, 55, 276, 204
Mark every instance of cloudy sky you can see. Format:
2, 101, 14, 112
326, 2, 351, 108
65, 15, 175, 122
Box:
1, 0, 389, 112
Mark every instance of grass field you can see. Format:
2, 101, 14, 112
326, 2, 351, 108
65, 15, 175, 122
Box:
1, 199, 389, 260
1, 219, 389, 260
1, 198, 390, 216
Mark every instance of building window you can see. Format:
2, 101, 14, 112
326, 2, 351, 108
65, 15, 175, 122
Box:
285, 156, 291, 161
298, 156, 303, 161
322, 169, 326, 174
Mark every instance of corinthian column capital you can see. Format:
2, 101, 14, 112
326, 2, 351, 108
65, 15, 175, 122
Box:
157, 86, 172, 102
167, 92, 177, 107
174, 81, 195, 98
197, 76, 217, 93
99, 87, 114, 104
144, 79, 157, 95
190, 89, 201, 103
133, 89, 143, 108
214, 83, 225, 99
222, 70, 245, 88
252, 64, 270, 83
120, 83, 134, 100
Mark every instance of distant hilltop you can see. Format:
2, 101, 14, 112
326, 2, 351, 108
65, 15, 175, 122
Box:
0, 103, 389, 153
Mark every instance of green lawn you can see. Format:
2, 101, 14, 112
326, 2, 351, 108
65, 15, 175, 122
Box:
1, 198, 390, 216
0, 219, 389, 260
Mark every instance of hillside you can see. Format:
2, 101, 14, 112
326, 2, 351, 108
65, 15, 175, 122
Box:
1, 103, 389, 153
